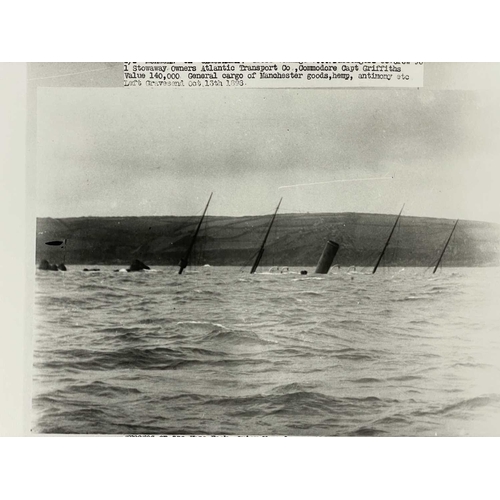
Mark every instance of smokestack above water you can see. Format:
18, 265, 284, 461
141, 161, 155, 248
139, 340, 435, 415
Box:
315, 240, 340, 274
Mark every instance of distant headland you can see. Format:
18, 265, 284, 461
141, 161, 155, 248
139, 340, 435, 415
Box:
36, 213, 500, 268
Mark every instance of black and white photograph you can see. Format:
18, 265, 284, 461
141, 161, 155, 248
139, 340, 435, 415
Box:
29, 62, 500, 436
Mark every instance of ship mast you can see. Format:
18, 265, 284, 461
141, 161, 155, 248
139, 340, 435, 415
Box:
433, 219, 459, 274
372, 204, 405, 274
178, 192, 213, 275
250, 198, 282, 274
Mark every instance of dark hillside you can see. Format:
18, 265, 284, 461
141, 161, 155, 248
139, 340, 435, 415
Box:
36, 213, 500, 268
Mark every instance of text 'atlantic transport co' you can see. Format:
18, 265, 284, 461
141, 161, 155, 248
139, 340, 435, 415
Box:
123, 62, 424, 89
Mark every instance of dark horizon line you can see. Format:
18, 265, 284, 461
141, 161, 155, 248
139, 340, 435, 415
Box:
35, 211, 499, 226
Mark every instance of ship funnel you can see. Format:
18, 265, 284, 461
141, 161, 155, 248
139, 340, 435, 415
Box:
314, 240, 340, 274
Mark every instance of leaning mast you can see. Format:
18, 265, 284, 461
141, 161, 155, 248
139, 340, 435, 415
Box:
250, 198, 282, 274
178, 192, 213, 275
433, 219, 459, 274
372, 204, 405, 274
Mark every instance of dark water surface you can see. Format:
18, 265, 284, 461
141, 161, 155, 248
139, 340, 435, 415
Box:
32, 266, 500, 435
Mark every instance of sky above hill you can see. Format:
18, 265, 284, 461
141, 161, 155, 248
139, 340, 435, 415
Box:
36, 82, 500, 223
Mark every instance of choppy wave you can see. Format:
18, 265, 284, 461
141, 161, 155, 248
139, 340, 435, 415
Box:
32, 266, 500, 435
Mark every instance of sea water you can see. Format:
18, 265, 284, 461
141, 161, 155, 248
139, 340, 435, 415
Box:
32, 266, 500, 436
